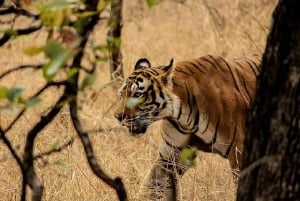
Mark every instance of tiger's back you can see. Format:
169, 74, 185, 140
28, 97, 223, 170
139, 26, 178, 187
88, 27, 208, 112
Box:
162, 54, 261, 170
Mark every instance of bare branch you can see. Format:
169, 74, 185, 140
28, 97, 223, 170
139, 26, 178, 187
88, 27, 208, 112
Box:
0, 24, 42, 46
0, 6, 39, 19
22, 94, 67, 201
0, 128, 24, 169
4, 81, 67, 133
108, 0, 124, 80
33, 137, 75, 160
65, 5, 128, 199
0, 64, 42, 80
69, 99, 128, 201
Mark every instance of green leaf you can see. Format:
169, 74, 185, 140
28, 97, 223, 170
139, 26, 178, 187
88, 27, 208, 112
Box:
97, 0, 111, 12
0, 86, 8, 99
125, 97, 145, 109
40, 9, 56, 26
93, 44, 109, 51
4, 29, 17, 37
54, 160, 67, 168
43, 40, 73, 81
107, 18, 116, 28
66, 67, 79, 78
7, 86, 25, 102
50, 139, 60, 150
46, 0, 78, 8
73, 17, 89, 34
43, 50, 71, 81
25, 97, 41, 108
57, 96, 74, 107
113, 37, 121, 48
80, 72, 96, 91
24, 45, 44, 56
180, 147, 197, 168
77, 11, 98, 18
44, 40, 65, 59
52, 9, 65, 27
145, 0, 161, 7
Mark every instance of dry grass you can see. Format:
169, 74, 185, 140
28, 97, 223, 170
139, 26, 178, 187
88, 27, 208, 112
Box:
0, 0, 277, 200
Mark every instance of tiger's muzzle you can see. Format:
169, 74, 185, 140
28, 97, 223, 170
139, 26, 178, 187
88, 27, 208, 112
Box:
114, 113, 148, 135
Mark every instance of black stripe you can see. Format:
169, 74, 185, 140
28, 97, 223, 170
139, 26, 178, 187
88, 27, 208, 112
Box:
176, 101, 183, 120
146, 68, 159, 76
194, 109, 200, 130
220, 57, 250, 104
201, 56, 219, 71
189, 61, 206, 74
167, 118, 197, 134
145, 85, 160, 110
242, 77, 252, 103
201, 115, 210, 134
208, 55, 222, 69
185, 84, 193, 123
219, 57, 240, 90
195, 59, 209, 71
173, 81, 182, 88
175, 68, 190, 76
245, 57, 260, 72
210, 118, 220, 145
225, 126, 237, 158
142, 72, 151, 79
161, 136, 184, 151
240, 60, 258, 77
158, 85, 165, 100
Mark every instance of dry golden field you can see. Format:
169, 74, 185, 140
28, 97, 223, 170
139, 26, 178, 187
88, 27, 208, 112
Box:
0, 0, 277, 200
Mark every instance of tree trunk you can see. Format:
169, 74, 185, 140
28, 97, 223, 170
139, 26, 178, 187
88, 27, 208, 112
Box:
108, 0, 124, 80
237, 0, 300, 200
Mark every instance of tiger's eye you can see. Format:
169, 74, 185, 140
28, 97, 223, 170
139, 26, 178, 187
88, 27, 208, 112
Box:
132, 92, 143, 98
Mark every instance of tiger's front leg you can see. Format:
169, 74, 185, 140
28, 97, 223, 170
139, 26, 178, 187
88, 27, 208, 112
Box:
141, 144, 188, 201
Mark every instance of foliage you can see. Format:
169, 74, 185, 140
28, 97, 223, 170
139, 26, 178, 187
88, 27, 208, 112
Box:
0, 0, 127, 200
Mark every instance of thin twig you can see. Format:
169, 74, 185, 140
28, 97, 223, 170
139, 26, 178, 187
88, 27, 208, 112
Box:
0, 128, 23, 169
0, 6, 39, 19
33, 137, 75, 160
0, 24, 42, 46
0, 64, 42, 80
4, 81, 67, 133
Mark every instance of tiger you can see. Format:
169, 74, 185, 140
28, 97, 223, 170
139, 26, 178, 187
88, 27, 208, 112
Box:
114, 54, 261, 200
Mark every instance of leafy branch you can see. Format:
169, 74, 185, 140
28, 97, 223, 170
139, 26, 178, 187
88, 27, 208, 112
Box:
0, 0, 128, 200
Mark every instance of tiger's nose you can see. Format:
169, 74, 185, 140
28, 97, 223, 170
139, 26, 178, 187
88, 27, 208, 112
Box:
114, 113, 124, 122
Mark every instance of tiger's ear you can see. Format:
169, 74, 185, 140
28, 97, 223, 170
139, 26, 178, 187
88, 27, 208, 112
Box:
160, 59, 174, 85
134, 58, 151, 70
161, 59, 174, 73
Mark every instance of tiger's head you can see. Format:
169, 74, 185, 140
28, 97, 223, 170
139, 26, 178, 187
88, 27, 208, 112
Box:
114, 58, 179, 135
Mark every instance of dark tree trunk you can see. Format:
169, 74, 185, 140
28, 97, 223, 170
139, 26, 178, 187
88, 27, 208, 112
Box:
237, 0, 300, 200
108, 0, 124, 80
